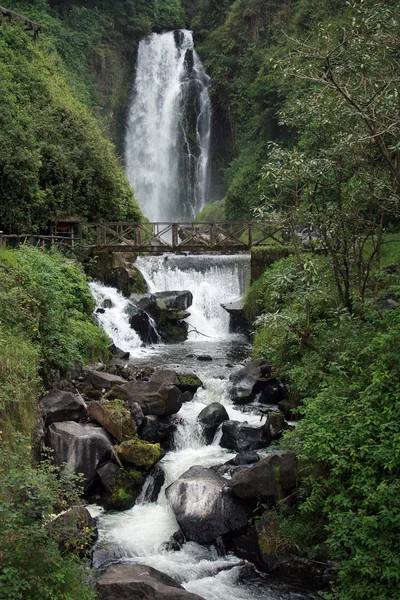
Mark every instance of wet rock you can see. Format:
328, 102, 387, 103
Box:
197, 355, 212, 362
94, 563, 205, 600
97, 462, 144, 511
253, 377, 286, 405
109, 344, 130, 360
165, 466, 251, 544
87, 400, 136, 442
176, 373, 203, 394
233, 517, 286, 572
139, 415, 176, 448
181, 390, 194, 403
87, 251, 147, 297
221, 298, 249, 334
139, 465, 165, 503
229, 359, 272, 403
129, 310, 160, 345
115, 438, 165, 469
130, 402, 145, 428
87, 371, 126, 391
163, 530, 185, 552
220, 420, 267, 452
47, 422, 113, 492
150, 369, 178, 386
109, 381, 182, 416
220, 412, 288, 453
96, 307, 106, 314
41, 390, 86, 425
197, 402, 229, 444
229, 452, 298, 502
226, 452, 260, 466
150, 290, 193, 311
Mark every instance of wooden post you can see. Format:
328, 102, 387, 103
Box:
248, 223, 252, 249
210, 223, 216, 248
0, 231, 3, 248
172, 223, 178, 248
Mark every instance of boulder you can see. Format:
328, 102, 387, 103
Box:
165, 466, 251, 544
220, 420, 267, 453
87, 371, 126, 391
151, 290, 193, 311
115, 438, 164, 469
229, 453, 298, 502
197, 403, 229, 444
109, 344, 130, 360
41, 390, 86, 425
181, 391, 194, 403
129, 310, 160, 345
139, 415, 176, 448
233, 517, 285, 572
150, 369, 178, 386
220, 413, 288, 453
229, 359, 272, 403
47, 422, 113, 492
226, 452, 260, 466
51, 505, 97, 556
87, 251, 147, 297
95, 563, 205, 600
221, 298, 249, 334
109, 381, 182, 416
176, 373, 203, 394
97, 462, 144, 511
87, 400, 136, 442
197, 355, 212, 362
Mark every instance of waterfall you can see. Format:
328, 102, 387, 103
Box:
126, 30, 212, 222
136, 254, 250, 340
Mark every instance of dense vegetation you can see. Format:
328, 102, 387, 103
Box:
0, 246, 111, 598
0, 0, 187, 232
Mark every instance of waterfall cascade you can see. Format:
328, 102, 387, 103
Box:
126, 30, 212, 222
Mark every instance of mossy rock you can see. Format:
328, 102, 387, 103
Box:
110, 468, 144, 511
115, 437, 165, 469
176, 373, 203, 394
87, 399, 136, 442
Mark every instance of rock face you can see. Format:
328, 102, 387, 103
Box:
197, 402, 229, 444
115, 438, 164, 469
87, 251, 147, 297
95, 563, 205, 600
41, 390, 86, 425
109, 381, 182, 416
221, 298, 249, 334
165, 466, 251, 544
47, 422, 113, 491
229, 452, 298, 502
87, 400, 136, 442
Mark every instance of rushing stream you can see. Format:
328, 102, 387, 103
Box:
90, 255, 320, 600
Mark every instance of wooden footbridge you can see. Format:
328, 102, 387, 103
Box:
0, 222, 285, 255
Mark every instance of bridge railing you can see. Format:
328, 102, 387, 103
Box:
81, 221, 285, 251
0, 222, 286, 253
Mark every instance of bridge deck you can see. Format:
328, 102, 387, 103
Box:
0, 222, 285, 254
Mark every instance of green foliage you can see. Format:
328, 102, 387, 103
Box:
194, 198, 226, 222
0, 444, 96, 600
0, 247, 110, 379
0, 19, 142, 232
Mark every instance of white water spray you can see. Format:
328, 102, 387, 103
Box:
126, 30, 212, 221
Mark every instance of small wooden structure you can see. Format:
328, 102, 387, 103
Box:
0, 5, 47, 42
49, 216, 81, 247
